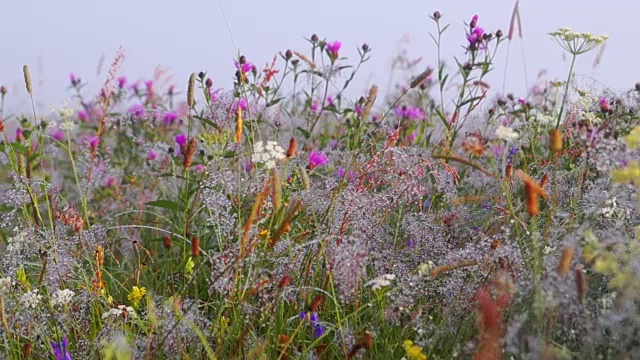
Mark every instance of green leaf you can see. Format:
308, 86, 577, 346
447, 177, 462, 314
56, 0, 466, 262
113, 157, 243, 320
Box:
146, 199, 182, 212
267, 97, 284, 107
296, 127, 311, 139
193, 116, 220, 131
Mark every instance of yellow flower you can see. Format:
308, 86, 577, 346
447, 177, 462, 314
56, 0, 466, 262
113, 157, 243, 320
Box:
127, 286, 146, 308
403, 340, 427, 360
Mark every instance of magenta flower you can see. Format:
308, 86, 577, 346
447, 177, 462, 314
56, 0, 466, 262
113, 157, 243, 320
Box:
147, 150, 157, 161
77, 110, 89, 122
128, 104, 145, 118
234, 98, 248, 111
194, 164, 205, 173
326, 40, 341, 60
327, 96, 335, 107
395, 106, 424, 120
308, 150, 328, 170
599, 97, 610, 112
117, 76, 127, 88
145, 80, 153, 92
15, 128, 24, 142
69, 73, 79, 87
234, 60, 255, 74
51, 338, 72, 360
88, 136, 100, 152
175, 133, 187, 147
467, 26, 485, 49
51, 130, 65, 142
162, 111, 178, 125
105, 177, 116, 187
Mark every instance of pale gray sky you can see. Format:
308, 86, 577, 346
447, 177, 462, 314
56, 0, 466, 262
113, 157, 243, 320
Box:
1, 0, 635, 114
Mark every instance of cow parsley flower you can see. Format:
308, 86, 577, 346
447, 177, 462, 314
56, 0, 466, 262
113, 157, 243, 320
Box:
102, 305, 137, 320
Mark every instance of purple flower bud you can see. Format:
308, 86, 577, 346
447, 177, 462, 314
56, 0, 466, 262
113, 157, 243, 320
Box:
175, 133, 187, 147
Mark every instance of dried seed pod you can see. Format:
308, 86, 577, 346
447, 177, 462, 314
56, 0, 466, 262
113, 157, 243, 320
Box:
557, 247, 574, 275
286, 137, 297, 158
191, 235, 200, 257
550, 128, 563, 154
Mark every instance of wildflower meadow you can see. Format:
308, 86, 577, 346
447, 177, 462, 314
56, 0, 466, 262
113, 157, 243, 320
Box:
1, 8, 640, 360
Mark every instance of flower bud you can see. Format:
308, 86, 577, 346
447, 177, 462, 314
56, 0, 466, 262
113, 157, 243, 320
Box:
311, 34, 319, 43
198, 72, 206, 80
496, 30, 503, 38
433, 11, 441, 20
205, 78, 213, 88
285, 49, 293, 59
361, 43, 370, 52
0, 86, 6, 95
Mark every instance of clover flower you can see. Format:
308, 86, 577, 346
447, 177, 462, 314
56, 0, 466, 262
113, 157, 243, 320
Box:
251, 141, 286, 169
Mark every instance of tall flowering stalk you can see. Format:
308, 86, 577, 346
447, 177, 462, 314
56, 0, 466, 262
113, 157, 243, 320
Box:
549, 28, 608, 129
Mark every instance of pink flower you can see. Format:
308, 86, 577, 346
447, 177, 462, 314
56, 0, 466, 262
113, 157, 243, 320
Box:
599, 97, 610, 112
234, 60, 255, 74
162, 111, 178, 125
175, 133, 187, 147
308, 150, 328, 170
194, 164, 205, 173
77, 110, 90, 122
117, 76, 127, 88
326, 41, 341, 60
69, 73, 79, 86
106, 177, 116, 187
88, 136, 100, 152
51, 130, 65, 142
234, 98, 248, 111
128, 104, 145, 118
147, 150, 157, 161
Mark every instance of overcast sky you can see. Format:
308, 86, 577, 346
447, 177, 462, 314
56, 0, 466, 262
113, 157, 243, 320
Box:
0, 0, 635, 115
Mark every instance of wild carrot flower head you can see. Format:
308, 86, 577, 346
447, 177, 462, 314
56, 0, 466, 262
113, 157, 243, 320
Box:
308, 150, 328, 170
51, 338, 72, 360
549, 27, 608, 55
326, 40, 341, 60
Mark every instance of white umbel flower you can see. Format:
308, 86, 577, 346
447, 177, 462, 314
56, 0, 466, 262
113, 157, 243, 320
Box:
21, 289, 43, 310
365, 274, 395, 291
496, 125, 519, 142
251, 140, 286, 169
50, 289, 76, 308
102, 305, 137, 320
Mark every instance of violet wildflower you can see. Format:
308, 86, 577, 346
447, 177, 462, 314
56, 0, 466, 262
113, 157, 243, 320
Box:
51, 338, 72, 360
145, 80, 153, 93
77, 110, 89, 122
467, 26, 485, 50
88, 136, 99, 152
234, 60, 255, 74
175, 133, 187, 147
326, 40, 341, 60
117, 76, 127, 88
194, 164, 205, 173
69, 73, 79, 87
234, 98, 248, 111
51, 130, 65, 142
128, 104, 145, 118
162, 111, 178, 125
105, 177, 116, 187
147, 150, 157, 161
355, 104, 363, 117
308, 150, 328, 170
310, 101, 319, 113
599, 97, 611, 112
336, 167, 346, 178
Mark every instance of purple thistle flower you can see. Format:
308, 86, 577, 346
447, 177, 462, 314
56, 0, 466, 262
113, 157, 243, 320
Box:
128, 104, 145, 118
310, 101, 319, 113
88, 136, 100, 152
308, 150, 328, 170
162, 111, 178, 125
147, 150, 157, 161
194, 164, 205, 173
77, 110, 89, 122
234, 98, 248, 112
355, 104, 363, 116
175, 133, 187, 147
51, 338, 72, 360
234, 60, 255, 74
326, 40, 341, 60
51, 130, 65, 142
117, 76, 127, 88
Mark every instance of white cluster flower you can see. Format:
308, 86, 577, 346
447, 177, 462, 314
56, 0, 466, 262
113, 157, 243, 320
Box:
495, 125, 519, 142
549, 27, 608, 55
251, 140, 286, 169
102, 305, 137, 320
365, 274, 395, 291
418, 261, 435, 277
21, 289, 43, 310
535, 113, 555, 125
50, 289, 75, 308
